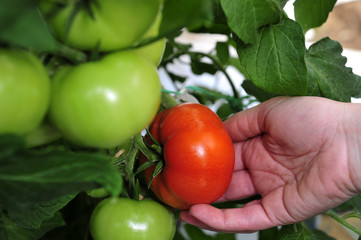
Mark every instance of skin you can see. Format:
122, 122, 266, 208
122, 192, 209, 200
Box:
0, 49, 50, 135
135, 10, 166, 66
40, 0, 162, 51
143, 103, 235, 209
179, 96, 361, 233
49, 50, 161, 148
90, 198, 176, 240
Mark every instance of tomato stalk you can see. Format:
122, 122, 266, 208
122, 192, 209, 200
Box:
186, 86, 250, 112
63, 0, 97, 39
124, 145, 138, 200
134, 134, 161, 162
190, 51, 239, 99
55, 43, 87, 63
325, 210, 361, 236
114, 133, 165, 200
161, 40, 240, 99
134, 134, 165, 188
160, 91, 179, 110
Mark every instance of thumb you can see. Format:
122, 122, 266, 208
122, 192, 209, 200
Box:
179, 202, 277, 233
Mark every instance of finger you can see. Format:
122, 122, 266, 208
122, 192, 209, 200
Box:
216, 169, 256, 202
224, 104, 265, 142
224, 97, 288, 142
179, 210, 212, 230
180, 201, 276, 233
233, 142, 245, 170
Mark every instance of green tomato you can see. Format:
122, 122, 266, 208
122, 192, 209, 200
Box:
0, 49, 50, 135
40, 0, 162, 51
49, 50, 161, 148
136, 10, 166, 66
90, 198, 176, 240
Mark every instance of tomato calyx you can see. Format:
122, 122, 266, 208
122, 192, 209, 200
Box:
112, 132, 164, 200
134, 133, 164, 188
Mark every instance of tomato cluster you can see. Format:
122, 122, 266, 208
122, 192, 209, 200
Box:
0, 1, 235, 239
0, 1, 165, 149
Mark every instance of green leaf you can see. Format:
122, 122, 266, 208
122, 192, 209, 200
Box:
0, 211, 64, 240
278, 224, 306, 240
280, 231, 306, 240
0, 134, 123, 214
184, 224, 214, 240
352, 75, 361, 98
0, 0, 37, 27
305, 37, 361, 102
216, 103, 234, 120
8, 195, 74, 230
191, 60, 218, 75
221, 0, 283, 44
237, 18, 307, 96
276, 223, 335, 240
311, 229, 336, 240
259, 227, 279, 240
173, 231, 187, 240
294, 0, 337, 32
0, 5, 57, 51
160, 0, 214, 37
0, 134, 26, 158
334, 194, 361, 213
216, 41, 230, 64
278, 0, 290, 8
167, 72, 187, 83
214, 232, 237, 240
242, 80, 277, 102
346, 194, 361, 213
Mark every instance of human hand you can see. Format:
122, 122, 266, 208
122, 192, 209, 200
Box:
180, 96, 361, 232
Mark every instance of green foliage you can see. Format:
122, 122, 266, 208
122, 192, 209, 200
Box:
0, 134, 122, 240
258, 224, 336, 240
305, 38, 361, 101
159, 0, 214, 37
236, 18, 308, 96
175, 223, 237, 240
0, 0, 57, 50
221, 0, 283, 44
1, 212, 64, 240
294, 0, 337, 32
0, 0, 361, 239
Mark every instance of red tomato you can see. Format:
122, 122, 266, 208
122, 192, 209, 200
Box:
142, 103, 235, 209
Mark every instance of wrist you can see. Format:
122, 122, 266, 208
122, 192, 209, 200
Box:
342, 102, 361, 193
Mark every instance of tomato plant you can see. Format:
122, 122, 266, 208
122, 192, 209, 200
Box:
0, 48, 50, 135
1, 0, 361, 240
142, 103, 235, 209
49, 50, 161, 148
39, 0, 163, 51
89, 197, 175, 240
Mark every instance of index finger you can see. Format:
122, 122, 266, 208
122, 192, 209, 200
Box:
224, 97, 287, 142
223, 104, 264, 143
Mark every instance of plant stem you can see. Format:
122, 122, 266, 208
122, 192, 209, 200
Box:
56, 43, 87, 64
161, 46, 239, 99
125, 146, 138, 200
134, 134, 160, 162
325, 210, 361, 236
193, 51, 239, 99
343, 212, 361, 220
161, 92, 179, 109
